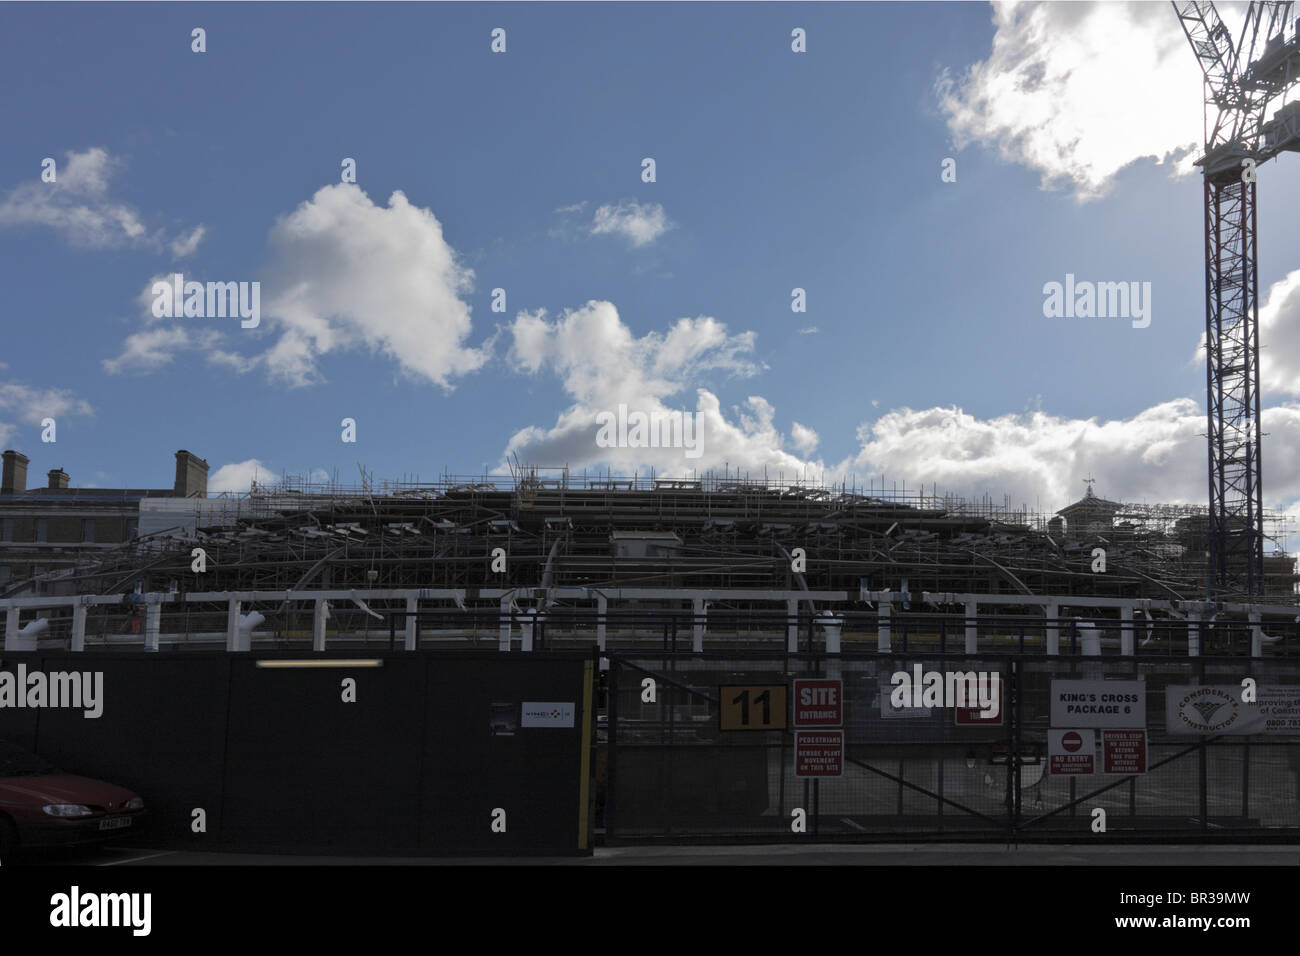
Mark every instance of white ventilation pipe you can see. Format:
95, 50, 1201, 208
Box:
1078, 621, 1101, 657
13, 617, 48, 650
313, 600, 330, 652
817, 610, 843, 654
18, 617, 49, 638
819, 610, 843, 681
520, 608, 543, 652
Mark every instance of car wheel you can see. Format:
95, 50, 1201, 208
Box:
0, 816, 18, 860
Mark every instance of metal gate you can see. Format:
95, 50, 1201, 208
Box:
602, 652, 1300, 843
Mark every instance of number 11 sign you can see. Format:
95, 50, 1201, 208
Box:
719, 684, 788, 731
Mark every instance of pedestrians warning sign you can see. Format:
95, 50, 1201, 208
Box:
1101, 729, 1147, 775
1048, 728, 1095, 775
795, 731, 843, 777
794, 679, 843, 727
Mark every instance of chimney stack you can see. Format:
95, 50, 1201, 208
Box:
47, 468, 69, 490
174, 449, 209, 498
2, 450, 29, 494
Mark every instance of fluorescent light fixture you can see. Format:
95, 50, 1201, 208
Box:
255, 659, 384, 669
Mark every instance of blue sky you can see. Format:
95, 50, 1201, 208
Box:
3, 2, 1300, 529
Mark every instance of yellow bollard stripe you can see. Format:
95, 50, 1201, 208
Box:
577, 659, 594, 851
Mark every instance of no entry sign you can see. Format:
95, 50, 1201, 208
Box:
1048, 728, 1095, 775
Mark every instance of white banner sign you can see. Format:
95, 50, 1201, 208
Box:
1165, 685, 1300, 735
521, 701, 575, 728
1049, 680, 1145, 728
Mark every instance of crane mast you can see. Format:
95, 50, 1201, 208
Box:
1174, 1, 1300, 597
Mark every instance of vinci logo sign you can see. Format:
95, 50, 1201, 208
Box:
521, 702, 575, 728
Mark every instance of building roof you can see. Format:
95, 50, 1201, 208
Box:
1056, 485, 1123, 518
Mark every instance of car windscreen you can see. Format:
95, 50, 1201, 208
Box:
0, 740, 57, 776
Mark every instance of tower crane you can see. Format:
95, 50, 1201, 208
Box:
1173, 1, 1300, 596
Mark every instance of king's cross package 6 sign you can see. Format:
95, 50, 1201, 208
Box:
1049, 680, 1145, 729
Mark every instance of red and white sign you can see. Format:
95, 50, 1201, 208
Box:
794, 679, 843, 727
795, 731, 843, 777
1101, 729, 1147, 775
1048, 728, 1095, 775
955, 686, 1004, 726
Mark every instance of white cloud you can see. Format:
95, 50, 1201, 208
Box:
0, 147, 198, 249
208, 459, 271, 494
590, 200, 673, 247
499, 295, 1300, 536
498, 297, 1300, 526
256, 184, 490, 388
843, 400, 1300, 553
207, 461, 336, 493
798, 327, 819, 335
206, 348, 262, 374
938, 1, 1208, 199
170, 224, 207, 259
501, 300, 814, 474
508, 301, 762, 388
102, 325, 222, 375
791, 422, 820, 455
0, 381, 94, 447
844, 400, 1300, 521
108, 185, 493, 388
1260, 269, 1300, 396
846, 400, 1204, 507
1189, 267, 1300, 397
106, 274, 248, 374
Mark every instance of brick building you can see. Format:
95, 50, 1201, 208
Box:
0, 449, 208, 595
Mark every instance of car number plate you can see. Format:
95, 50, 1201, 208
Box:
99, 815, 132, 831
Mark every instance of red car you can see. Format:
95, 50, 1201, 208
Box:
0, 740, 147, 858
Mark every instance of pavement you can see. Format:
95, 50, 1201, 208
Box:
20, 842, 1300, 866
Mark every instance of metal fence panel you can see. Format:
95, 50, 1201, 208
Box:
606, 653, 1300, 843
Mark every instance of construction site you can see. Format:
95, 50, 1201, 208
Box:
0, 464, 1296, 657
4, 462, 1300, 855
2, 1, 1297, 660
3, 1, 1300, 863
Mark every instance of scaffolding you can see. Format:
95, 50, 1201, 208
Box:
27, 467, 1293, 608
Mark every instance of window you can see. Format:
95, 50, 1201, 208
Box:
81, 519, 96, 543
34, 518, 48, 543
0, 567, 10, 586
125, 518, 138, 541
0, 518, 12, 542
